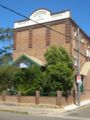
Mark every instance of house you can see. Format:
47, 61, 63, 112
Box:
12, 54, 45, 68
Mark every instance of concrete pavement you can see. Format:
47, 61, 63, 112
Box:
0, 104, 64, 117
0, 100, 90, 117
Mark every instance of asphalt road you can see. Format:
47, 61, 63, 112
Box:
0, 112, 77, 120
64, 104, 90, 120
1, 105, 90, 120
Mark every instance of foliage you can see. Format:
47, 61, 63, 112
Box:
44, 46, 73, 69
0, 53, 12, 65
0, 65, 17, 92
0, 45, 74, 96
44, 46, 74, 96
13, 65, 43, 95
0, 65, 43, 95
0, 27, 13, 65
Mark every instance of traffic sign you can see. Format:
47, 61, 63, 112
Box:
77, 75, 82, 84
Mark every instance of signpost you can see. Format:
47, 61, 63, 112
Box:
77, 75, 82, 105
77, 28, 81, 106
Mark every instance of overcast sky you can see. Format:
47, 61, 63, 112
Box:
0, 0, 90, 36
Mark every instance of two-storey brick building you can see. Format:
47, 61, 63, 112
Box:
13, 9, 90, 92
13, 9, 90, 67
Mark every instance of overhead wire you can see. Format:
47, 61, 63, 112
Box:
0, 3, 89, 49
0, 3, 78, 42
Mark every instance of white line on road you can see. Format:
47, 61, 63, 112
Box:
59, 116, 90, 120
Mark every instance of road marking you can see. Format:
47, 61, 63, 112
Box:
60, 116, 90, 120
61, 104, 90, 117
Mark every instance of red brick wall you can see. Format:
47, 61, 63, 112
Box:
71, 23, 89, 68
21, 96, 35, 103
16, 30, 29, 51
0, 92, 90, 106
32, 27, 46, 48
5, 96, 17, 102
13, 18, 90, 67
13, 20, 71, 62
0, 94, 74, 106
50, 24, 65, 46
40, 96, 56, 105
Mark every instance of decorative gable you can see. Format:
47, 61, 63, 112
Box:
12, 54, 45, 68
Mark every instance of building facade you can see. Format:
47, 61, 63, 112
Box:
13, 9, 90, 69
13, 9, 90, 100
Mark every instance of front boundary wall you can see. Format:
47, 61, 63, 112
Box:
0, 90, 90, 107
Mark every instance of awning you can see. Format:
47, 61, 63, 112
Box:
80, 62, 90, 76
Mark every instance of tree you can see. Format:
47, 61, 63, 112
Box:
0, 27, 13, 65
44, 46, 73, 68
0, 65, 43, 95
13, 65, 43, 95
0, 65, 17, 93
44, 46, 74, 96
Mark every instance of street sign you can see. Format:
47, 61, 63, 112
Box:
77, 75, 82, 84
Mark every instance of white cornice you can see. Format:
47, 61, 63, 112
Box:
14, 9, 71, 29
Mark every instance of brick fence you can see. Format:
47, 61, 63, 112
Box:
0, 90, 90, 107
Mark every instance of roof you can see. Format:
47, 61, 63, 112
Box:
15, 9, 70, 23
80, 62, 90, 76
12, 54, 45, 67
70, 18, 90, 39
14, 9, 90, 39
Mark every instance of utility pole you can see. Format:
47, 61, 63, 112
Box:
77, 28, 81, 106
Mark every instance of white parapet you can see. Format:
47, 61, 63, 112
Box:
14, 9, 71, 29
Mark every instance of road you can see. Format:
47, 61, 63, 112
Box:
0, 105, 90, 120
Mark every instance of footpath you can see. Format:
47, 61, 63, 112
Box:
0, 100, 90, 117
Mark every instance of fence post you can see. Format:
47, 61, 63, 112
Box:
35, 91, 40, 104
72, 90, 76, 104
17, 91, 21, 102
56, 91, 62, 106
2, 91, 6, 102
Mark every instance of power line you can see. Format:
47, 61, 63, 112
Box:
0, 4, 29, 20
0, 3, 78, 42
0, 3, 90, 53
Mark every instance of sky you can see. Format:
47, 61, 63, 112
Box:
0, 0, 90, 36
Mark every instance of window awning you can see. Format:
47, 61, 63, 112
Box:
80, 62, 90, 76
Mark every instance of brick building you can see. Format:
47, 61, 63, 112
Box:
13, 9, 90, 68
13, 9, 90, 91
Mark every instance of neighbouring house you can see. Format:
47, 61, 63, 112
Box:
13, 9, 90, 95
12, 54, 45, 68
